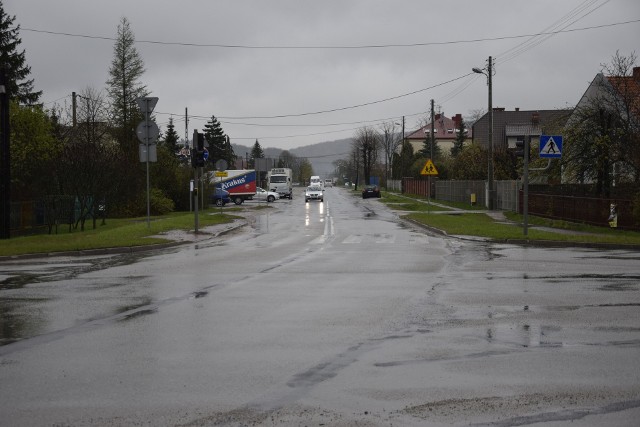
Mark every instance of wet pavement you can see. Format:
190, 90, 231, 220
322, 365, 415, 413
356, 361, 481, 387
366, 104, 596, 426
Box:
0, 189, 639, 426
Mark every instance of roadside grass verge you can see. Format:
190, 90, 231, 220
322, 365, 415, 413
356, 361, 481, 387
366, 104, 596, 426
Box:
378, 192, 448, 212
405, 211, 640, 245
0, 209, 241, 257
380, 191, 483, 212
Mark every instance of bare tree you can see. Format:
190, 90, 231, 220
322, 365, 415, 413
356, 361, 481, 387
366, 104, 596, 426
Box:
60, 87, 121, 230
353, 126, 381, 186
379, 121, 402, 187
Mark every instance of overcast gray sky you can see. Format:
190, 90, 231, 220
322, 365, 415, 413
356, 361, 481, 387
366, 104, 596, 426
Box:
6, 0, 640, 150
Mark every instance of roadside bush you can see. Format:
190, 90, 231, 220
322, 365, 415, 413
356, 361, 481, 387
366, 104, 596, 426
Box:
149, 188, 175, 215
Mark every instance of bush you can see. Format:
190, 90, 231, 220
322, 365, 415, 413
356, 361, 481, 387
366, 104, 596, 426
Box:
149, 188, 175, 215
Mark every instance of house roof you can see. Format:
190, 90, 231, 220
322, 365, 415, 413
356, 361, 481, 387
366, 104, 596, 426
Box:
406, 113, 472, 140
606, 66, 640, 119
472, 109, 572, 149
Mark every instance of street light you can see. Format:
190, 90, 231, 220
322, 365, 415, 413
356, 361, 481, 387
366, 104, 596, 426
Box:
473, 56, 494, 210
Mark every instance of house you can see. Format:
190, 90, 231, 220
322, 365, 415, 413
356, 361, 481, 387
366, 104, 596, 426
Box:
472, 108, 572, 153
564, 66, 640, 184
405, 113, 472, 156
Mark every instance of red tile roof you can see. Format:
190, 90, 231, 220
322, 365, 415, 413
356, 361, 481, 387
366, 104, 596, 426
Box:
606, 66, 640, 120
406, 113, 472, 140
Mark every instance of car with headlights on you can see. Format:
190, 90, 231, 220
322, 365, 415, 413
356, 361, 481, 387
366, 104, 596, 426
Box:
305, 185, 324, 202
362, 184, 381, 199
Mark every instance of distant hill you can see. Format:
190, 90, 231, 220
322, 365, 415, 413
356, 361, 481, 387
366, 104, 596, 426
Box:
232, 137, 353, 177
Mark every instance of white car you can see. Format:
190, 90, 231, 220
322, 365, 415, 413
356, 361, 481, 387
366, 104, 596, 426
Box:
324, 179, 333, 188
253, 187, 280, 202
305, 186, 324, 202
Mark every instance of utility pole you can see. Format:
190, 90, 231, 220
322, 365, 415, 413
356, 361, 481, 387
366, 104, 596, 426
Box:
0, 68, 10, 239
72, 91, 77, 127
429, 99, 435, 204
523, 136, 529, 236
487, 56, 494, 210
184, 107, 188, 148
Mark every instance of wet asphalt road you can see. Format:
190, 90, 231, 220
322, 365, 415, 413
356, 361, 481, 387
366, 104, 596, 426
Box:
1, 187, 639, 426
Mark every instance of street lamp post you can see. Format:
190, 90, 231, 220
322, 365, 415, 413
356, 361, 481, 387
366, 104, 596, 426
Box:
473, 56, 494, 210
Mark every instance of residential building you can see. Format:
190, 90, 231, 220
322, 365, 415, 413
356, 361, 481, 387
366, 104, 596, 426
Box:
405, 113, 472, 157
565, 66, 640, 185
472, 108, 572, 153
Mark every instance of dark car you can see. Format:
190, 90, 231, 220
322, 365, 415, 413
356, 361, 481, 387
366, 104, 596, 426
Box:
362, 184, 381, 199
211, 187, 231, 207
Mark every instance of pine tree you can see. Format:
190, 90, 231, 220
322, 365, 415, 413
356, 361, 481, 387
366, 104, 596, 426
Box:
162, 117, 180, 154
203, 115, 226, 163
222, 135, 235, 166
451, 118, 466, 157
106, 17, 147, 148
105, 17, 148, 213
0, 3, 41, 104
250, 139, 264, 167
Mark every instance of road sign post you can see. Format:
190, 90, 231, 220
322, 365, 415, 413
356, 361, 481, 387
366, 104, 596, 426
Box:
420, 159, 439, 212
136, 97, 159, 228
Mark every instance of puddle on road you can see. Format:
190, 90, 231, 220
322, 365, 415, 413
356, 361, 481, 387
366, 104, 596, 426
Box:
482, 322, 640, 350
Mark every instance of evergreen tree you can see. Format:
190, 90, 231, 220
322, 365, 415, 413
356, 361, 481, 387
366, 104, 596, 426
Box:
451, 118, 466, 157
203, 115, 226, 163
222, 135, 235, 166
106, 16, 147, 149
105, 17, 148, 213
0, 3, 41, 104
420, 135, 441, 160
250, 139, 264, 167
162, 117, 180, 154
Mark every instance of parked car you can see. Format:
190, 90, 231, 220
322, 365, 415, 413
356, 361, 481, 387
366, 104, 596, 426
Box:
305, 185, 324, 202
211, 187, 231, 207
362, 184, 381, 199
253, 187, 280, 202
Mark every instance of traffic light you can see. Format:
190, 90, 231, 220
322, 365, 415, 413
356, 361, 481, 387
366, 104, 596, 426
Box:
192, 131, 205, 168
515, 138, 527, 159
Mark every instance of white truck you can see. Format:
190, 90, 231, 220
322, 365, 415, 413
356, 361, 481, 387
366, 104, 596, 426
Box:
267, 168, 293, 199
309, 175, 323, 189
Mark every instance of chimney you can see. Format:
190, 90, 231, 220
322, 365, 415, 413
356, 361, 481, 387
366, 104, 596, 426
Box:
532, 112, 540, 124
515, 107, 520, 112
452, 113, 462, 126
634, 67, 640, 81
435, 113, 441, 121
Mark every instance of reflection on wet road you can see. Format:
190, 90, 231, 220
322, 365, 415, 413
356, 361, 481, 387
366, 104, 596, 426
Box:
1, 189, 640, 426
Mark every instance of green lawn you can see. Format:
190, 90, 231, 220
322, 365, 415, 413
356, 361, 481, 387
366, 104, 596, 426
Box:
405, 211, 640, 245
0, 209, 242, 257
375, 190, 640, 245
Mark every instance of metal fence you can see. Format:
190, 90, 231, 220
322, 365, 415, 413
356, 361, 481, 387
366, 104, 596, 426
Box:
10, 196, 77, 236
435, 180, 488, 207
402, 178, 521, 211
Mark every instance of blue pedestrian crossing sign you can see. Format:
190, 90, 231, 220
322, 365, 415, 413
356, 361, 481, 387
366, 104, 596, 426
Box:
539, 135, 562, 158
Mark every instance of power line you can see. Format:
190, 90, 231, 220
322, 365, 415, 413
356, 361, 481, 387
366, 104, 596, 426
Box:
215, 74, 472, 119
22, 18, 639, 50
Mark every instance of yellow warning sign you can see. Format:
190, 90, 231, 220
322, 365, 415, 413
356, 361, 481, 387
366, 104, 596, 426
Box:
214, 171, 228, 177
420, 159, 439, 176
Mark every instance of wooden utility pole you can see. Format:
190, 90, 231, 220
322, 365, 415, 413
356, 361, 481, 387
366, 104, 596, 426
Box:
0, 68, 10, 239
